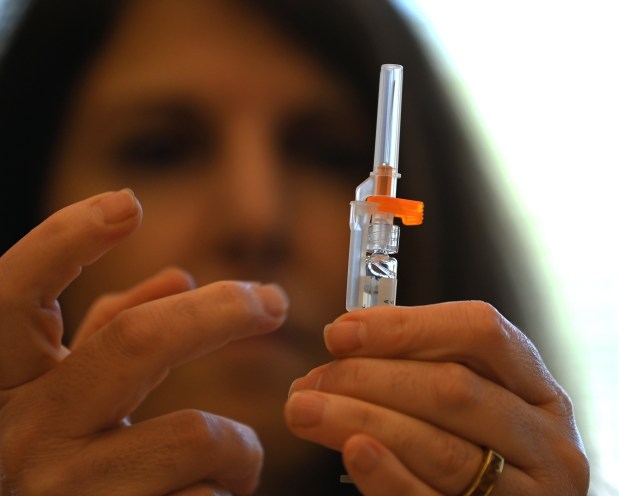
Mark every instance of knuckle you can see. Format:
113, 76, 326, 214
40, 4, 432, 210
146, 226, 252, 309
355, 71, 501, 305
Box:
387, 321, 410, 349
431, 432, 470, 476
568, 449, 590, 493
169, 410, 263, 469
462, 300, 508, 345
433, 362, 480, 411
388, 307, 415, 348
208, 282, 258, 321
210, 281, 250, 305
538, 441, 590, 495
0, 427, 73, 496
227, 420, 264, 469
354, 403, 377, 432
169, 294, 201, 322
169, 409, 218, 451
468, 300, 501, 329
552, 385, 576, 418
105, 307, 165, 359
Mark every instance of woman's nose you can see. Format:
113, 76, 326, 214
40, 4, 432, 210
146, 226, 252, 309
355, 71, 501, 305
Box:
207, 115, 290, 273
224, 115, 283, 230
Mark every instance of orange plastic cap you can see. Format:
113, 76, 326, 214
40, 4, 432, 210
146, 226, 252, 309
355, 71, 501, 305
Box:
367, 196, 424, 226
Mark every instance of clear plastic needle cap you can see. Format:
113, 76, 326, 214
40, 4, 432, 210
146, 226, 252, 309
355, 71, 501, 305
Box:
373, 64, 403, 172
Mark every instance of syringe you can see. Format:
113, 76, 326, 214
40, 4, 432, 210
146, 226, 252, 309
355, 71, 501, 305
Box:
345, 64, 424, 311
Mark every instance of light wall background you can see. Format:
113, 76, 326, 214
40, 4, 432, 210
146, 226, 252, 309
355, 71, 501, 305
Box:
392, 0, 619, 492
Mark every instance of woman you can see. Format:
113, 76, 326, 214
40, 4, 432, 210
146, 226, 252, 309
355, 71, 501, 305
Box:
0, 0, 588, 494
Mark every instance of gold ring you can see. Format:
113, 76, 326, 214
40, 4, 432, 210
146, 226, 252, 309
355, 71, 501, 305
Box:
461, 447, 505, 496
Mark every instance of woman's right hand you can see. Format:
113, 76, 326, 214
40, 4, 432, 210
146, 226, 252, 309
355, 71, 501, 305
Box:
0, 190, 288, 495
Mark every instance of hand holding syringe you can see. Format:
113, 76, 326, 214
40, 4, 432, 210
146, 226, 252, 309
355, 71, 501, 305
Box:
341, 63, 425, 485
293, 68, 583, 496
346, 64, 424, 311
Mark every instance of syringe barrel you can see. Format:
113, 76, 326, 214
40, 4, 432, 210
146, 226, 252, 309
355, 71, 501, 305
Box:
346, 200, 373, 311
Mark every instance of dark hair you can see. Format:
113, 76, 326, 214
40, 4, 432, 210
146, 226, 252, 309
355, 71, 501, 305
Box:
0, 0, 552, 350
0, 0, 124, 247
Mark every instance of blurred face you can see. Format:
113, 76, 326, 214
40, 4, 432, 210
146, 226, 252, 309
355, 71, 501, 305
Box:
45, 0, 372, 486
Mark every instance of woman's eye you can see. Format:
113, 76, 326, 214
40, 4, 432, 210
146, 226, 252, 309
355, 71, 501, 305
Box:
113, 129, 210, 171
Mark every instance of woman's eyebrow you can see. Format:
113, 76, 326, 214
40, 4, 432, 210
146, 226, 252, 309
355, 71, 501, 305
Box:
92, 96, 210, 129
103, 98, 205, 120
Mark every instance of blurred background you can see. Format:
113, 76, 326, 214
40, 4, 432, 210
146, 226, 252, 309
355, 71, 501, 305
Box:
392, 0, 618, 492
1, 0, 617, 492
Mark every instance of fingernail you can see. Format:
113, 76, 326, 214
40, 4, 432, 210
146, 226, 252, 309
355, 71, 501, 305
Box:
286, 391, 325, 427
95, 189, 140, 224
349, 437, 381, 473
288, 365, 328, 397
325, 321, 363, 354
254, 283, 289, 319
288, 378, 302, 398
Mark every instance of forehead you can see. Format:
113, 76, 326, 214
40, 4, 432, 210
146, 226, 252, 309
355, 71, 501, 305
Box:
76, 0, 352, 114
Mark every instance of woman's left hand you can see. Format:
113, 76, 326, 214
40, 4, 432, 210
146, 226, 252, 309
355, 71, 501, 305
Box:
285, 301, 589, 495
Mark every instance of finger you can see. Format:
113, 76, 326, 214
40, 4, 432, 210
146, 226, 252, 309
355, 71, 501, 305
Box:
290, 358, 543, 468
167, 485, 231, 496
0, 189, 142, 389
285, 390, 535, 495
287, 390, 481, 494
324, 301, 560, 407
82, 410, 262, 495
37, 281, 288, 435
72, 267, 196, 348
1, 189, 141, 307
342, 434, 441, 496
